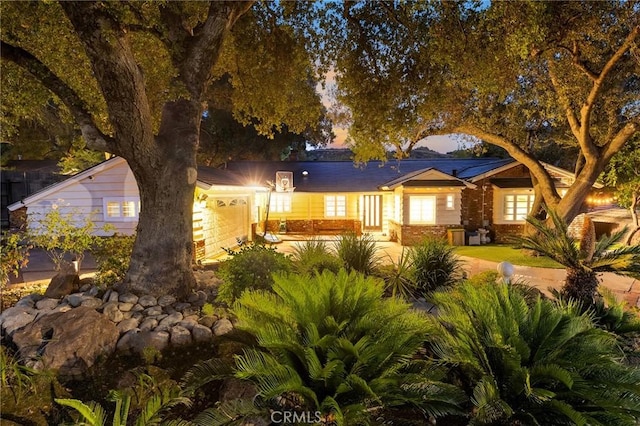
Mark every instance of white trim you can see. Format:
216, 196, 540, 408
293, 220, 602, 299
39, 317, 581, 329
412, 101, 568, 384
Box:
409, 195, 437, 225
324, 195, 347, 217
446, 194, 455, 210
469, 160, 604, 189
103, 197, 140, 222
381, 167, 477, 190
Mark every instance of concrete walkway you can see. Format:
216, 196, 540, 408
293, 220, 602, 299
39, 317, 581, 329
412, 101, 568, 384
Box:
9, 241, 640, 307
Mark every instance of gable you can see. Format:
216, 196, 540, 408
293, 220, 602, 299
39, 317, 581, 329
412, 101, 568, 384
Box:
7, 157, 132, 211
381, 168, 476, 190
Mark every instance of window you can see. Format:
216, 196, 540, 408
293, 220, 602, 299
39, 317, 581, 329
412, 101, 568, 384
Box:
270, 193, 291, 213
446, 194, 455, 210
503, 194, 535, 221
410, 196, 436, 224
103, 197, 140, 221
325, 195, 346, 217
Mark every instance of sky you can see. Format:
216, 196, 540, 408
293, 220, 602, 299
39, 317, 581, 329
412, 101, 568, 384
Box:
326, 130, 462, 154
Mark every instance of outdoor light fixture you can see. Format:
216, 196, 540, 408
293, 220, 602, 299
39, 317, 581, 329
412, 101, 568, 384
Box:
302, 170, 309, 176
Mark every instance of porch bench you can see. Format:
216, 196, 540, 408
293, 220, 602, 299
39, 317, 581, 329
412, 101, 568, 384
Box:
313, 220, 357, 235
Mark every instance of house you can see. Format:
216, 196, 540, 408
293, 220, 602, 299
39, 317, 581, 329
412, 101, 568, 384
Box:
7, 156, 588, 260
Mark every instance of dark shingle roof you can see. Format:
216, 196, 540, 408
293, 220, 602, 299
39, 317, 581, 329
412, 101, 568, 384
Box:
198, 158, 519, 192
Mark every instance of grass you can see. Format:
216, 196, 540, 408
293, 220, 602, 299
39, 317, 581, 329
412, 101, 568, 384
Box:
454, 244, 563, 269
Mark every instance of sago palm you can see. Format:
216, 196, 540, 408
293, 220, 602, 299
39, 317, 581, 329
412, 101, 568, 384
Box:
184, 269, 464, 425
517, 209, 640, 305
427, 281, 640, 425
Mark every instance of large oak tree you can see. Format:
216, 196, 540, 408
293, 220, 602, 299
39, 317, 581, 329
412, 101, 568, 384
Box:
325, 0, 639, 225
1, 1, 325, 297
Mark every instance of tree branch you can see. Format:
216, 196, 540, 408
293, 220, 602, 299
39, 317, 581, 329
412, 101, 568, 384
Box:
571, 40, 599, 81
602, 121, 640, 163
455, 124, 561, 205
0, 40, 115, 153
547, 63, 598, 160
159, 1, 254, 99
580, 25, 640, 141
60, 1, 154, 163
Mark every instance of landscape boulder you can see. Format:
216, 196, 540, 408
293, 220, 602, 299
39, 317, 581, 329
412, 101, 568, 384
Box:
10, 306, 118, 377
44, 264, 80, 298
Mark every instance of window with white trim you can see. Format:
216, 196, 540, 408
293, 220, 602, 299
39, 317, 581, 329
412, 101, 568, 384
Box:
103, 197, 140, 221
503, 194, 535, 221
269, 193, 291, 213
446, 194, 455, 210
325, 195, 346, 217
409, 195, 436, 224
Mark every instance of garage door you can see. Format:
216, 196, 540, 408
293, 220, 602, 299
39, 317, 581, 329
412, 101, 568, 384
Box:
205, 197, 248, 257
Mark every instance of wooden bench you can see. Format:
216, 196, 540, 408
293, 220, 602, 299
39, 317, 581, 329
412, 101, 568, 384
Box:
313, 220, 358, 235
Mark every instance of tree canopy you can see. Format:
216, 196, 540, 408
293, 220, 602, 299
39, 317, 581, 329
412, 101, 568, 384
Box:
323, 0, 639, 224
0, 1, 326, 296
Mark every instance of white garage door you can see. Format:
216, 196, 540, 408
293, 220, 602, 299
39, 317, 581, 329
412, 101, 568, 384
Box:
205, 197, 248, 257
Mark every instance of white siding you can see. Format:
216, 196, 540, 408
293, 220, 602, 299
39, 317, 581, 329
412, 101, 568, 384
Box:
26, 158, 139, 236
401, 188, 462, 225
200, 195, 249, 258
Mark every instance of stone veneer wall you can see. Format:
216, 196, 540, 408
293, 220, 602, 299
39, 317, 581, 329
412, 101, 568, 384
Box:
394, 222, 463, 246
461, 164, 531, 231
254, 219, 362, 237
492, 224, 525, 243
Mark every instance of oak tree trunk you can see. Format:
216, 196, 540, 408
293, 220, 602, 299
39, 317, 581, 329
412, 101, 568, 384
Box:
123, 100, 200, 298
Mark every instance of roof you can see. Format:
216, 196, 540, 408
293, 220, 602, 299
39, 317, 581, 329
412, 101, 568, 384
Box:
202, 158, 517, 192
7, 157, 123, 211
490, 177, 572, 189
11, 156, 581, 210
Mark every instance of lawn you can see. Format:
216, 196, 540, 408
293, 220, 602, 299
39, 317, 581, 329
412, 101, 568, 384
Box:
454, 244, 564, 269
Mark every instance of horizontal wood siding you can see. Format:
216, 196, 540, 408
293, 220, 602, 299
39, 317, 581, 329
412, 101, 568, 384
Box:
199, 195, 249, 258
401, 188, 462, 226
26, 160, 139, 236
259, 192, 362, 221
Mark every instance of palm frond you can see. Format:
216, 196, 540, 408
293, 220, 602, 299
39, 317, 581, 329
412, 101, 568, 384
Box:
180, 358, 234, 394
470, 376, 513, 425
192, 399, 267, 426
55, 398, 107, 426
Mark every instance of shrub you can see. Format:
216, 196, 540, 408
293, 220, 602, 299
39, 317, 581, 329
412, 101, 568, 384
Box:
216, 243, 291, 305
553, 287, 640, 336
56, 371, 189, 425
184, 270, 464, 424
376, 247, 417, 300
27, 206, 98, 270
517, 208, 640, 306
333, 232, 380, 275
90, 234, 135, 287
290, 238, 342, 275
410, 237, 463, 296
1, 231, 30, 295
428, 281, 640, 425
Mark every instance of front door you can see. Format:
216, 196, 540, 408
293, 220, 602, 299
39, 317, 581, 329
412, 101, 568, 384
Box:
362, 195, 382, 231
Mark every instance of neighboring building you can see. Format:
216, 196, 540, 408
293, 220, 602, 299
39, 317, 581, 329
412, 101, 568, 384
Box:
7, 156, 591, 260
0, 159, 65, 229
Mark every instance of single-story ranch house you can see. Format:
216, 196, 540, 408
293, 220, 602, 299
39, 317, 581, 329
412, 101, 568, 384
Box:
8, 156, 591, 260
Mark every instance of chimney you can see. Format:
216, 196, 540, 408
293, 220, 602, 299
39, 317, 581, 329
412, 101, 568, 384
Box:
452, 169, 458, 177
